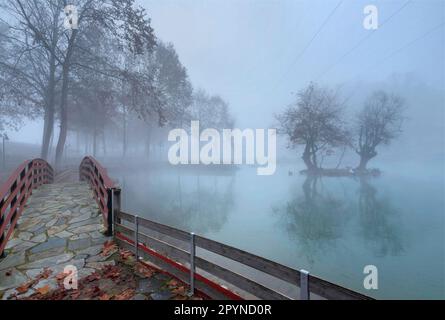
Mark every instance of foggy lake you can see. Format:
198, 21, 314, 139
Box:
1, 0, 444, 301
110, 161, 444, 300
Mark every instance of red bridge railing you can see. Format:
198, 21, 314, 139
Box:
79, 156, 121, 236
0, 159, 53, 257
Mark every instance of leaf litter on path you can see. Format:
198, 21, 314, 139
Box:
8, 242, 207, 300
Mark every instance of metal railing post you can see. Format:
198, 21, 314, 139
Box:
0, 234, 5, 258
112, 188, 121, 235
106, 188, 113, 237
300, 269, 310, 300
134, 215, 139, 261
189, 232, 196, 296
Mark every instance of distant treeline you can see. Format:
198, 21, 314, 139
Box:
0, 0, 234, 168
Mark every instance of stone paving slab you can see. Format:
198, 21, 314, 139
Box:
0, 181, 204, 301
0, 182, 111, 299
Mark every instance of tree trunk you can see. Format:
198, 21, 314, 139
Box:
41, 106, 54, 160
311, 145, 318, 170
40, 55, 57, 160
84, 133, 88, 154
76, 130, 80, 155
357, 149, 377, 172
357, 155, 370, 172
55, 64, 70, 169
302, 144, 317, 173
55, 29, 77, 169
122, 106, 127, 158
49, 130, 54, 160
93, 129, 97, 157
145, 126, 151, 160
102, 132, 107, 156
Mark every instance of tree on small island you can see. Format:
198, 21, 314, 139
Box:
354, 91, 405, 172
276, 82, 349, 174
277, 83, 405, 176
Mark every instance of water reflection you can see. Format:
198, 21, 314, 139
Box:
273, 176, 351, 265
273, 176, 405, 265
112, 165, 441, 298
173, 168, 235, 234
119, 167, 234, 234
357, 178, 404, 257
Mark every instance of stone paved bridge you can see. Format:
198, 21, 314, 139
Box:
0, 172, 191, 300
0, 181, 114, 298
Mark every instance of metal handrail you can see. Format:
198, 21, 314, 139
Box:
0, 158, 53, 256
114, 210, 373, 300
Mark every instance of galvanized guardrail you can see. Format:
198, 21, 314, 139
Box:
114, 211, 372, 300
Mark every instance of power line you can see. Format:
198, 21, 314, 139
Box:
273, 0, 343, 88
341, 21, 444, 105
243, 5, 307, 91
316, 0, 412, 81
372, 21, 445, 67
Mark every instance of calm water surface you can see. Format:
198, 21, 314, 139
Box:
110, 163, 445, 299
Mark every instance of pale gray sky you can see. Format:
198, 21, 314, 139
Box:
10, 0, 445, 142
139, 0, 444, 126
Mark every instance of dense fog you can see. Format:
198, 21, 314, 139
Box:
0, 0, 443, 299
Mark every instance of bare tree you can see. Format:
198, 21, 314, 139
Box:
0, 29, 34, 133
117, 50, 163, 158
354, 91, 405, 172
141, 41, 193, 158
52, 0, 157, 168
2, 0, 157, 167
0, 2, 62, 158
1, 0, 226, 166
69, 70, 118, 157
191, 89, 234, 130
154, 42, 193, 128
276, 82, 348, 173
